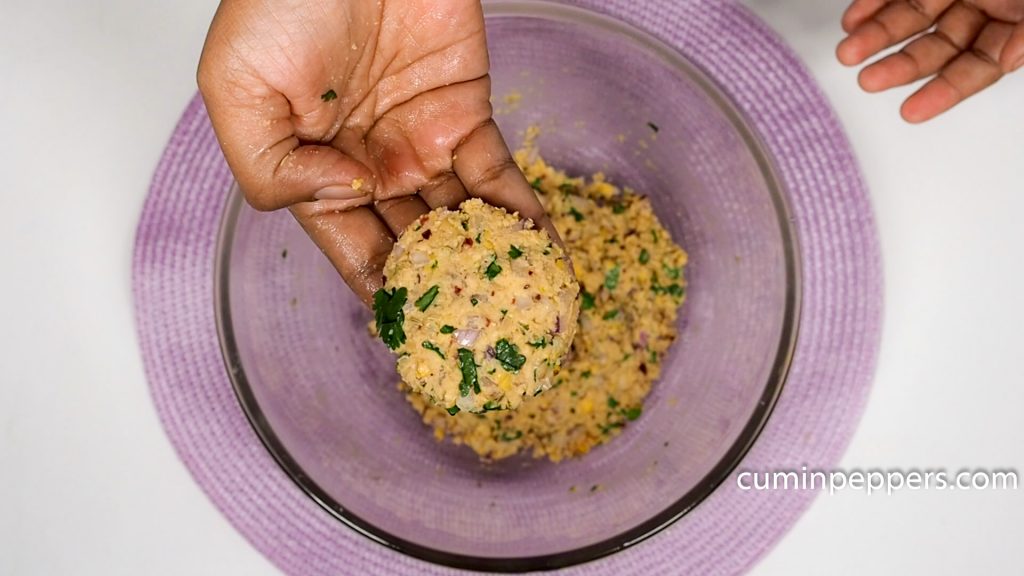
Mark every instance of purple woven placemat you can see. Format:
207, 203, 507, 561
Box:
133, 1, 882, 573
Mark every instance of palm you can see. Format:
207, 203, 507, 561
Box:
200, 0, 554, 302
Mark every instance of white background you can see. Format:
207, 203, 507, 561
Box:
1, 1, 1021, 574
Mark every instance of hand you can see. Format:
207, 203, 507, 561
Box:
837, 0, 1024, 122
198, 0, 558, 303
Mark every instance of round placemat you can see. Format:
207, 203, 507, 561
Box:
133, 0, 882, 573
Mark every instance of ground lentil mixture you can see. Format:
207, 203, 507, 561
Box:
403, 146, 689, 462
375, 199, 579, 413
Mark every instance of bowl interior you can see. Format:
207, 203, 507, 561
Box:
218, 2, 798, 570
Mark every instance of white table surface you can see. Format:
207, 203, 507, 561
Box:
1, 1, 1021, 574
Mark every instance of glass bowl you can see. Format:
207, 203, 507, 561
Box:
215, 1, 799, 571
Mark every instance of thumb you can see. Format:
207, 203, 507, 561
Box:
198, 77, 375, 212
1001, 22, 1024, 73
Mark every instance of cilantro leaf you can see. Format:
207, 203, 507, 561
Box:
639, 248, 650, 264
508, 245, 524, 259
568, 207, 585, 222
320, 89, 337, 102
415, 285, 440, 311
372, 287, 407, 350
580, 290, 596, 310
604, 264, 621, 291
495, 338, 526, 373
440, 325, 456, 334
422, 341, 445, 359
457, 348, 479, 396
485, 258, 502, 280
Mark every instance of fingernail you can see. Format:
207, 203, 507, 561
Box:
315, 184, 366, 200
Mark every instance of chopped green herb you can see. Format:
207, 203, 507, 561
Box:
624, 406, 643, 421
602, 309, 619, 320
663, 264, 682, 279
320, 89, 337, 102
457, 348, 479, 396
612, 202, 627, 214
646, 121, 660, 133
604, 265, 621, 291
651, 230, 659, 243
666, 284, 685, 298
431, 260, 438, 269
415, 285, 440, 311
559, 182, 576, 194
500, 430, 523, 442
482, 401, 502, 412
607, 396, 620, 408
440, 325, 456, 334
495, 339, 526, 372
530, 177, 543, 191
508, 245, 524, 259
542, 249, 551, 256
581, 370, 592, 379
500, 309, 509, 319
580, 290, 596, 310
446, 405, 461, 416
476, 232, 482, 243
528, 336, 547, 349
649, 349, 658, 364
600, 422, 625, 434
485, 258, 502, 280
372, 287, 407, 350
422, 341, 445, 359
470, 297, 479, 306
568, 207, 585, 222
639, 248, 650, 265
461, 220, 469, 231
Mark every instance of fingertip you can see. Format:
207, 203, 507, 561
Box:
858, 67, 884, 93
900, 99, 931, 124
836, 37, 864, 67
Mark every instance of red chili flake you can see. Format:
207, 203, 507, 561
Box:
463, 238, 474, 246
639, 363, 648, 375
533, 294, 542, 302
422, 229, 432, 240
454, 286, 463, 295
528, 270, 534, 276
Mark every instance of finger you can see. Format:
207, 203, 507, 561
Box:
289, 204, 393, 304
373, 195, 431, 237
901, 20, 1014, 122
452, 119, 562, 246
1001, 22, 1024, 72
838, 0, 954, 66
842, 0, 889, 33
859, 1, 988, 91
418, 171, 470, 210
198, 63, 375, 211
